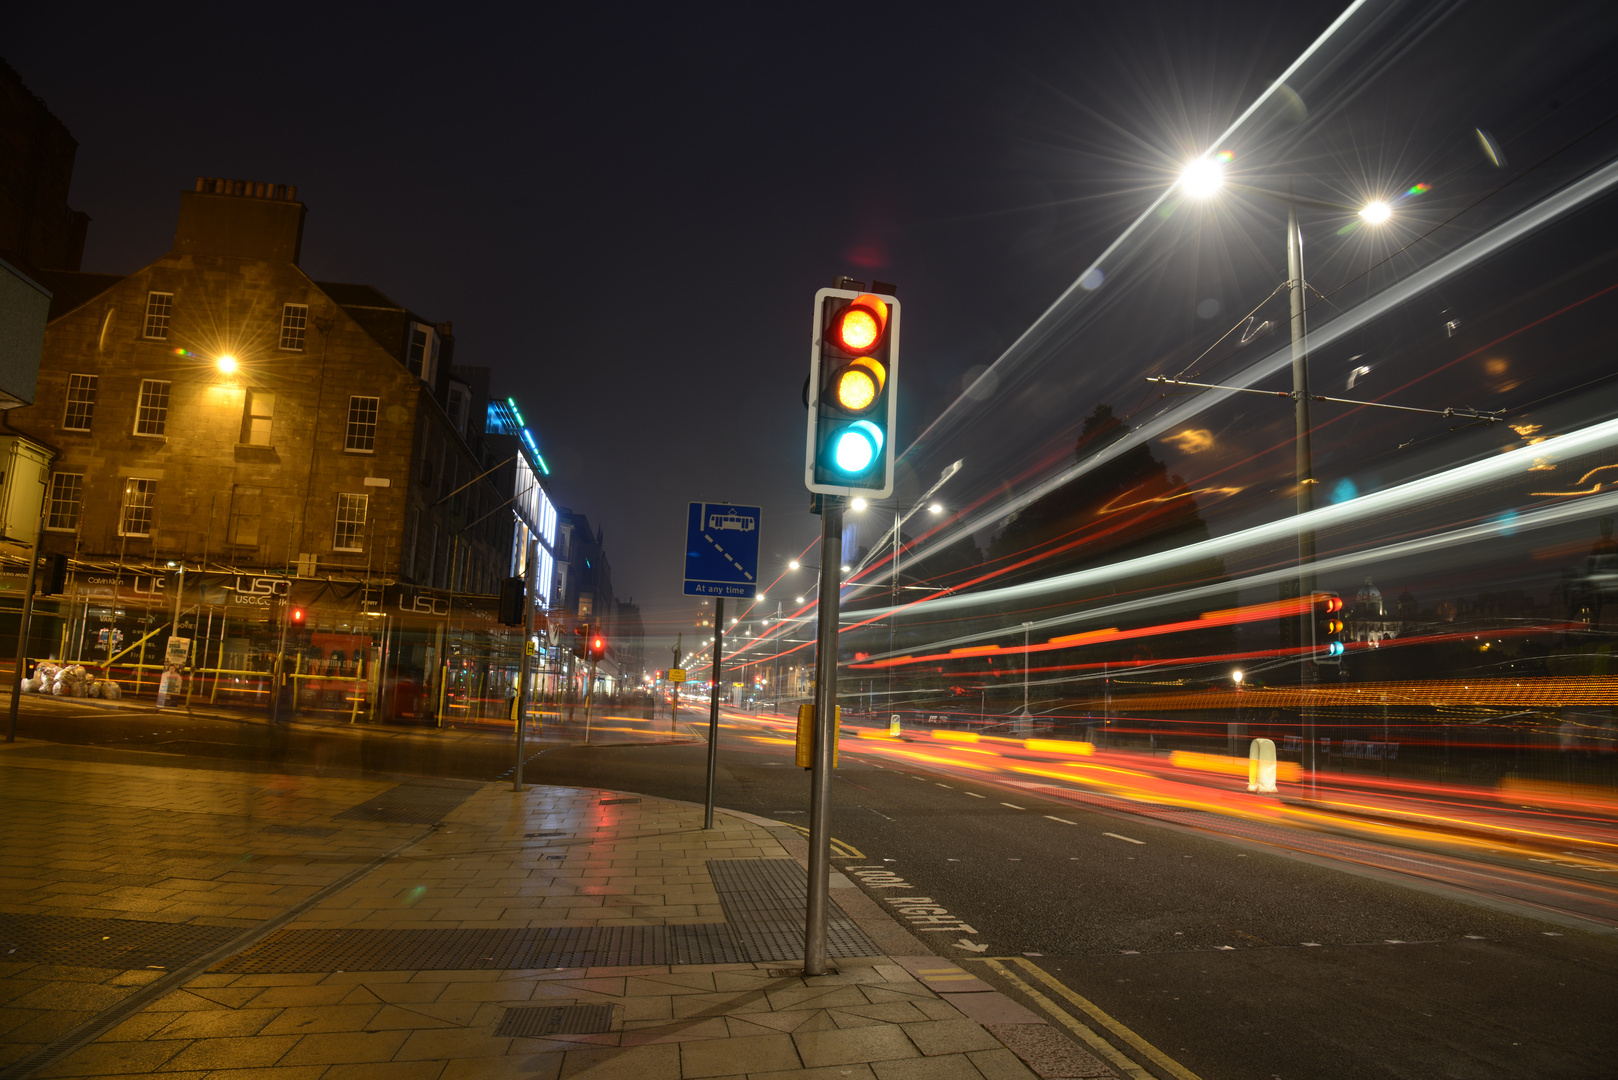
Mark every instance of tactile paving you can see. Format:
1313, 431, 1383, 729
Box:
708, 858, 879, 961
0, 913, 241, 969
334, 777, 483, 825
496, 1003, 617, 1037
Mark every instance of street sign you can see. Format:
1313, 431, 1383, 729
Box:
683, 502, 763, 598
669, 667, 687, 683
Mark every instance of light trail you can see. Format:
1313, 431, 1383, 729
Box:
893, 155, 1618, 580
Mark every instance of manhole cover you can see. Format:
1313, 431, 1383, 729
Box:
496, 1004, 616, 1038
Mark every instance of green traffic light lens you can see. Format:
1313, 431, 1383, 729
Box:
832, 421, 884, 474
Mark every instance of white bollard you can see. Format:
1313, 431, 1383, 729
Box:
1248, 737, 1278, 794
889, 713, 901, 737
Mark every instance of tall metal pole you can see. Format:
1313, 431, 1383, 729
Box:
513, 536, 537, 792
1288, 192, 1319, 781
703, 596, 725, 828
772, 602, 783, 713
670, 633, 682, 727
7, 505, 46, 742
804, 499, 843, 975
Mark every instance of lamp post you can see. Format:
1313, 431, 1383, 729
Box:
1177, 157, 1397, 781
1018, 621, 1034, 734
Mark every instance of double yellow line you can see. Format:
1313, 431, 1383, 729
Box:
974, 957, 1203, 1080
778, 822, 865, 859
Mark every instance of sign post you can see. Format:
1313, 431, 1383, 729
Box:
683, 502, 762, 830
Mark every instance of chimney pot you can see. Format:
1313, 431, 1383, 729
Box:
195, 177, 204, 191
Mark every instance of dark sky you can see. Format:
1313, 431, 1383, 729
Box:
10, 0, 1344, 641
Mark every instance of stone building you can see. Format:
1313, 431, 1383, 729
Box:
12, 177, 519, 719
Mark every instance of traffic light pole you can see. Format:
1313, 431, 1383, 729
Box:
703, 597, 724, 829
513, 537, 537, 792
7, 504, 45, 743
804, 498, 843, 976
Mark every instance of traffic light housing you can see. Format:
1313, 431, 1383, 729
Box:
497, 576, 525, 626
1314, 593, 1345, 659
588, 632, 606, 662
806, 284, 900, 498
572, 625, 588, 660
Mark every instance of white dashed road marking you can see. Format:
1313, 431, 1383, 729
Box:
1045, 816, 1077, 825
1104, 832, 1146, 845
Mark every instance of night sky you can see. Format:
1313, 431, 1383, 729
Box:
10, 1, 1345, 640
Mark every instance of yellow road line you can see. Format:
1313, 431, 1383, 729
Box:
778, 822, 865, 859
1008, 956, 1205, 1080
977, 958, 1156, 1080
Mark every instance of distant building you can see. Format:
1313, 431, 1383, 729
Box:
0, 59, 90, 274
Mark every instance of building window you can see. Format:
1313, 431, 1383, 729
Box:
345, 396, 379, 452
447, 383, 469, 434
407, 323, 439, 385
134, 379, 171, 436
63, 374, 98, 431
227, 485, 261, 547
279, 303, 308, 350
46, 472, 83, 531
242, 391, 274, 445
143, 292, 173, 340
334, 493, 368, 552
119, 479, 157, 537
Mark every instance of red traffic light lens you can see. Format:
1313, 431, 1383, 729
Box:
592, 637, 603, 650
291, 608, 305, 623
831, 294, 889, 353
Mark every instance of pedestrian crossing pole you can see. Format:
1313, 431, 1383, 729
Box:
513, 536, 537, 792
804, 496, 843, 975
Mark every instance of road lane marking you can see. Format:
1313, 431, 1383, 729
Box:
1045, 816, 1077, 825
1104, 832, 1145, 845
937, 783, 953, 788
1001, 802, 1025, 809
1006, 956, 1206, 1080
965, 792, 985, 798
779, 823, 865, 858
975, 958, 1156, 1080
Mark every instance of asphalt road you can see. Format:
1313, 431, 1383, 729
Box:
11, 699, 1617, 1078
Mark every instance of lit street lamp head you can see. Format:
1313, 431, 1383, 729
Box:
928, 503, 943, 514
1179, 155, 1226, 198
1358, 200, 1392, 225
216, 354, 238, 374
850, 498, 868, 511
789, 560, 800, 570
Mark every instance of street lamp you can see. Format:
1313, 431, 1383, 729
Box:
216, 354, 238, 374
1179, 159, 1393, 780
872, 460, 962, 727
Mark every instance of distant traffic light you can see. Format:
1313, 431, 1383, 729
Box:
806, 282, 900, 498
497, 577, 525, 626
290, 607, 306, 625
1315, 593, 1345, 658
588, 632, 606, 662
572, 625, 588, 660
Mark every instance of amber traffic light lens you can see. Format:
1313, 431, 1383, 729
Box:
836, 368, 878, 410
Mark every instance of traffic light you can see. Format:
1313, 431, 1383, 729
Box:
806, 282, 900, 498
497, 576, 525, 625
588, 632, 606, 662
572, 624, 588, 659
1314, 593, 1345, 659
290, 607, 306, 625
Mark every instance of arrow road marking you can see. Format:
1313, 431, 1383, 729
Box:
955, 939, 989, 953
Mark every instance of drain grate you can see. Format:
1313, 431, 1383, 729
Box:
496, 1003, 617, 1038
261, 825, 338, 838
708, 858, 879, 962
335, 778, 483, 826
598, 798, 640, 805
0, 914, 241, 969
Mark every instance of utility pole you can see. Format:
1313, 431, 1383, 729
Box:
804, 497, 844, 975
1287, 190, 1319, 784
670, 633, 682, 726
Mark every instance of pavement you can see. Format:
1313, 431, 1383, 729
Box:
0, 733, 1125, 1080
